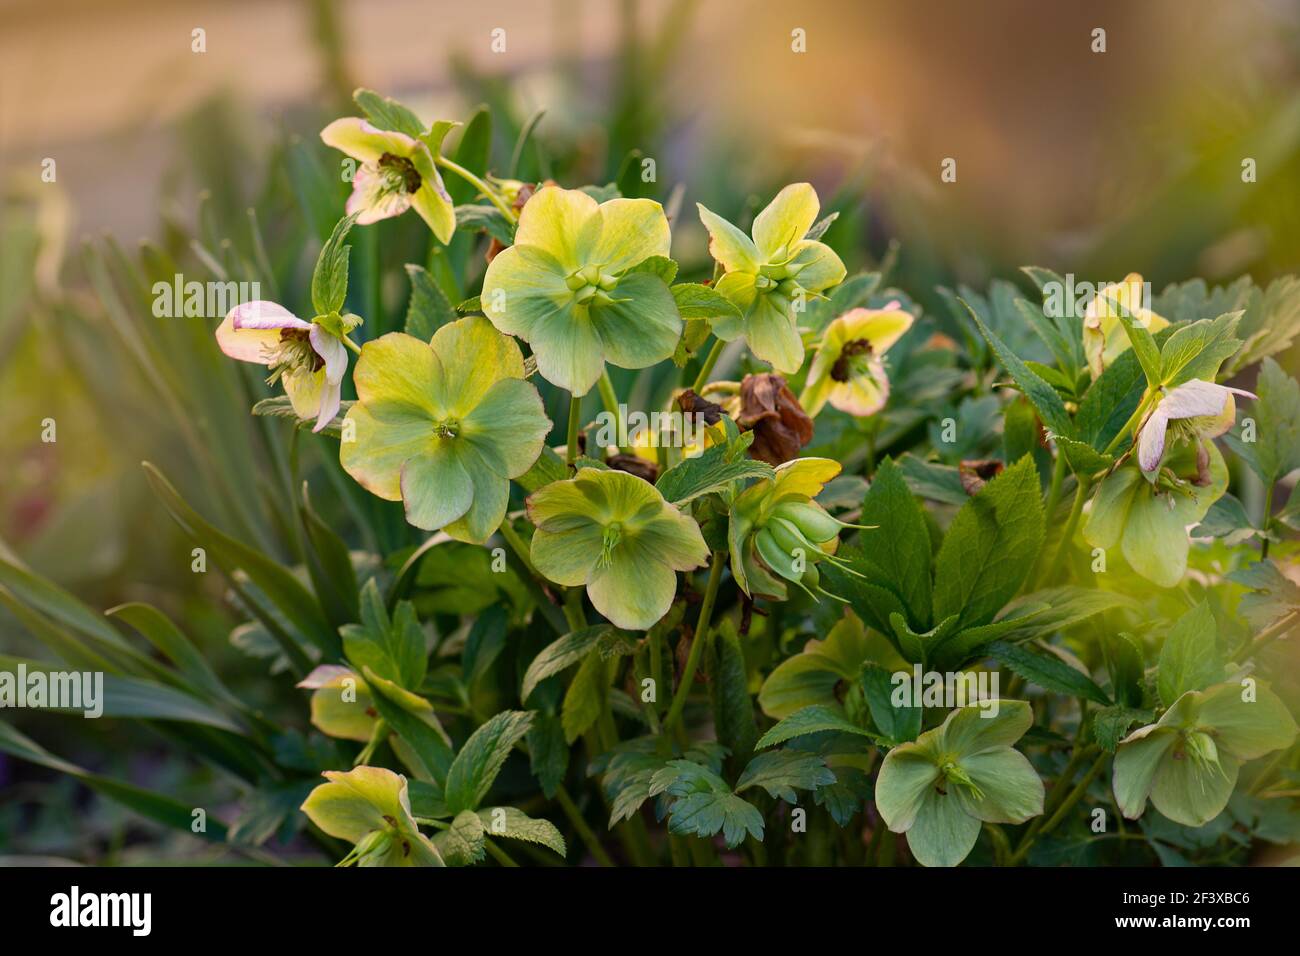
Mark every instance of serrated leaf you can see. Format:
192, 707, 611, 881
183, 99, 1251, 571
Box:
1157, 601, 1222, 706
1093, 706, 1155, 752
404, 263, 457, 340
353, 88, 426, 138
671, 282, 743, 320
710, 621, 759, 767
521, 625, 611, 703
1227, 559, 1300, 630
627, 255, 678, 284
476, 806, 567, 857
755, 704, 875, 749
1158, 312, 1241, 386
988, 641, 1110, 704
860, 664, 922, 744
454, 204, 515, 246
655, 431, 773, 504
310, 213, 358, 316
438, 809, 486, 866
526, 713, 568, 799
961, 299, 1073, 438
1224, 358, 1300, 485
443, 710, 533, 814
561, 652, 606, 744
736, 750, 836, 802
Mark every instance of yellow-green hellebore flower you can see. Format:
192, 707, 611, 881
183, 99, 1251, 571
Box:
1082, 273, 1169, 378
215, 300, 351, 432
876, 700, 1044, 867
527, 468, 709, 630
1136, 379, 1254, 476
297, 664, 378, 742
481, 186, 682, 395
728, 457, 853, 601
801, 302, 914, 417
340, 317, 551, 543
697, 183, 846, 374
320, 118, 455, 243
301, 766, 444, 867
1083, 437, 1228, 588
1114, 682, 1298, 827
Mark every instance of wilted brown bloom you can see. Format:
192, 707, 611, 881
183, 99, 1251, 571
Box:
607, 454, 659, 483
738, 373, 814, 466
958, 459, 1005, 495
676, 389, 724, 425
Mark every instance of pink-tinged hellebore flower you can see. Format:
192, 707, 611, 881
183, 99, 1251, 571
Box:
215, 300, 350, 432
320, 118, 455, 243
800, 302, 914, 417
1136, 379, 1255, 477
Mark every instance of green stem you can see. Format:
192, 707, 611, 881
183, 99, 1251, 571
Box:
663, 551, 726, 738
555, 785, 615, 867
341, 334, 363, 355
483, 838, 520, 867
1230, 609, 1299, 661
562, 587, 586, 632
1040, 477, 1092, 587
1261, 480, 1275, 560
597, 371, 625, 454
565, 393, 583, 470
691, 338, 726, 393
435, 155, 518, 223
1043, 448, 1066, 518
1103, 389, 1160, 457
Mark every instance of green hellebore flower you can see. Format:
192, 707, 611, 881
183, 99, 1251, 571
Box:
1082, 272, 1169, 378
1114, 682, 1298, 827
481, 186, 682, 395
800, 301, 914, 417
340, 317, 551, 543
1083, 437, 1228, 588
698, 183, 847, 374
320, 117, 456, 243
527, 468, 709, 630
728, 457, 854, 601
876, 700, 1044, 867
297, 664, 378, 742
301, 766, 444, 867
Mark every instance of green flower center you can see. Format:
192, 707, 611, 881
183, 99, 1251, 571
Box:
938, 759, 985, 800
597, 521, 623, 568
377, 152, 422, 195
435, 418, 461, 440
263, 328, 322, 385
566, 266, 619, 305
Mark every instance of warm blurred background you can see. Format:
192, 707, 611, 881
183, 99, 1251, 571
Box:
2, 0, 1299, 860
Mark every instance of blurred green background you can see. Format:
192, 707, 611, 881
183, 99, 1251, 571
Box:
1, 0, 1299, 860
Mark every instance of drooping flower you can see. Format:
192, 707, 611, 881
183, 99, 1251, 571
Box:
876, 700, 1044, 867
800, 302, 914, 417
1082, 273, 1169, 378
320, 118, 455, 242
527, 468, 709, 630
297, 664, 378, 742
481, 186, 682, 395
1113, 682, 1297, 827
697, 184, 846, 374
215, 300, 350, 432
1136, 379, 1254, 476
737, 373, 814, 465
301, 766, 444, 867
728, 457, 853, 600
1084, 423, 1230, 588
340, 317, 551, 543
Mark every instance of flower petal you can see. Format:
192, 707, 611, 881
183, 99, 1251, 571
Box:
876, 744, 941, 833
905, 787, 982, 867
300, 766, 412, 843
1137, 406, 1170, 472
752, 183, 820, 262
582, 198, 672, 274
283, 366, 325, 421
744, 292, 804, 373
353, 332, 447, 418
953, 749, 1044, 824
1150, 749, 1239, 827
429, 316, 526, 415
1112, 724, 1177, 819
399, 447, 474, 531
321, 117, 420, 163
697, 203, 760, 273
480, 244, 574, 339
461, 376, 551, 477
589, 272, 682, 371
340, 401, 433, 501
514, 186, 600, 270
530, 521, 604, 586
937, 700, 1033, 757
836, 304, 914, 353
787, 239, 846, 293
530, 305, 607, 395
441, 442, 511, 545
587, 546, 679, 630
1194, 682, 1299, 760
409, 176, 456, 244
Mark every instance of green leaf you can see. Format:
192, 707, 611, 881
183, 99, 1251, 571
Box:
444, 710, 534, 814
1158, 312, 1241, 387
300, 483, 360, 629
1075, 346, 1148, 451
353, 87, 426, 138
736, 750, 836, 802
655, 430, 773, 504
143, 463, 334, 664
1157, 601, 1222, 706
0, 720, 228, 842
861, 664, 922, 744
649, 760, 764, 848
988, 641, 1110, 705
1107, 291, 1162, 388
107, 602, 241, 710
520, 625, 612, 703
514, 446, 568, 493
856, 457, 933, 629
404, 263, 457, 341
1224, 357, 1300, 485
310, 213, 359, 316
710, 620, 759, 767
446, 106, 491, 205
671, 282, 743, 320
962, 299, 1073, 438
561, 652, 607, 744
1228, 559, 1300, 630
1226, 275, 1300, 375
437, 809, 487, 866
526, 713, 569, 799
1093, 706, 1155, 752
932, 457, 1046, 629
1104, 632, 1145, 709
476, 806, 567, 857
755, 704, 875, 749
454, 204, 514, 246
